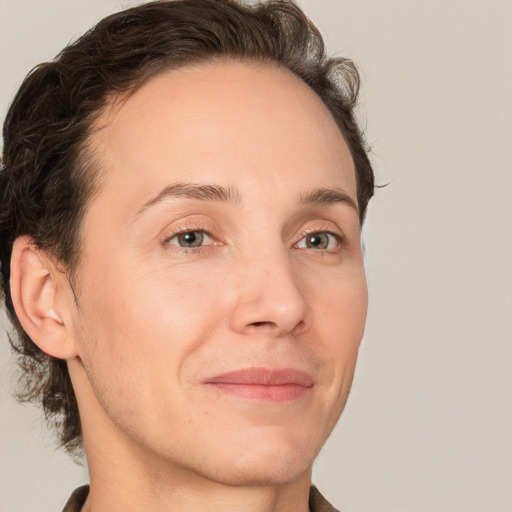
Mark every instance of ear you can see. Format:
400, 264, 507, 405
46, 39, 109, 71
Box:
9, 236, 78, 360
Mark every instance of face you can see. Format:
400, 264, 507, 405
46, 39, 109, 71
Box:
69, 61, 367, 486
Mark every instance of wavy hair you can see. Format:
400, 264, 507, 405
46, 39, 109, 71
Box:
0, 0, 374, 454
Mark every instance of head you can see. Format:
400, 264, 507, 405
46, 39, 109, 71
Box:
0, 0, 374, 481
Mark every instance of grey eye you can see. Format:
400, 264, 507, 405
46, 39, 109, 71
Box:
297, 232, 338, 250
168, 231, 212, 248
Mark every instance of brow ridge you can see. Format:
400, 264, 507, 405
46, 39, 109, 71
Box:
299, 187, 358, 212
134, 182, 358, 220
136, 182, 241, 217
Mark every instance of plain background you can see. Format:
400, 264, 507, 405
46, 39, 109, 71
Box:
0, 1, 511, 511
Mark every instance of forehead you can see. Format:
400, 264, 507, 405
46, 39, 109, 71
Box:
86, 60, 356, 219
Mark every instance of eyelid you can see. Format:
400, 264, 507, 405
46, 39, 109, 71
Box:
296, 231, 340, 248
293, 222, 344, 249
160, 218, 218, 247
166, 230, 214, 247
159, 218, 344, 251
295, 221, 343, 239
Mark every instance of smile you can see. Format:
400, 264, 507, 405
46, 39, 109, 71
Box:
203, 367, 314, 403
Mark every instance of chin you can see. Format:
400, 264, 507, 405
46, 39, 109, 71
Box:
194, 436, 318, 487
205, 459, 313, 488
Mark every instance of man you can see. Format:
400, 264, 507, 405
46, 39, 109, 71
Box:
0, 0, 374, 510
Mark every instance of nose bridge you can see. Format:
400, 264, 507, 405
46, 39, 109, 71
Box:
229, 242, 311, 336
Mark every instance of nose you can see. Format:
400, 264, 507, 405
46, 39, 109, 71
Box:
228, 250, 312, 337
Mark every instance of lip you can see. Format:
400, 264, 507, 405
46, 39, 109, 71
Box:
203, 367, 314, 403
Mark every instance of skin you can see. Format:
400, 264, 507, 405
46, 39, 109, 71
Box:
12, 61, 367, 512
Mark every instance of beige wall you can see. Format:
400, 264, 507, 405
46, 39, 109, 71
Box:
1, 1, 511, 511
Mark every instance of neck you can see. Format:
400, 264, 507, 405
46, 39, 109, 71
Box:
83, 469, 312, 512
82, 441, 312, 512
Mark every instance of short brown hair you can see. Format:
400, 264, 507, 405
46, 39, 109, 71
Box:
0, 0, 374, 454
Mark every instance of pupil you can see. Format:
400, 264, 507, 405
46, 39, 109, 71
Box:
179, 231, 203, 247
307, 233, 328, 249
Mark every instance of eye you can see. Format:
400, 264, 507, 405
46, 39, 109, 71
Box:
296, 232, 340, 250
166, 230, 213, 248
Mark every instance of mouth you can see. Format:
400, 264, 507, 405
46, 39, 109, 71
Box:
203, 367, 314, 403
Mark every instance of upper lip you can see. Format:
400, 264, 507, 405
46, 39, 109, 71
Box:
204, 367, 314, 387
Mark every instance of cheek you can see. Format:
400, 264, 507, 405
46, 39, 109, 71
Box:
311, 261, 368, 338
308, 263, 367, 390
73, 262, 228, 432
77, 260, 228, 372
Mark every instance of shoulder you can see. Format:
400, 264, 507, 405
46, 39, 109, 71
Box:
61, 485, 89, 512
309, 485, 341, 512
62, 484, 339, 512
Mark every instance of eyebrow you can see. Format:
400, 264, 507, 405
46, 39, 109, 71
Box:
135, 182, 241, 217
299, 187, 359, 213
134, 182, 358, 219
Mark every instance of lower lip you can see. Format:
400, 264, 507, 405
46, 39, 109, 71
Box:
206, 383, 312, 403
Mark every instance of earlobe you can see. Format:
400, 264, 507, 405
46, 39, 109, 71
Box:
9, 236, 77, 360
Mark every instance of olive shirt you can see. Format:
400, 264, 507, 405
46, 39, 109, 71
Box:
61, 485, 340, 512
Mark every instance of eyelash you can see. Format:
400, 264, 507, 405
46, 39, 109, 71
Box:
161, 222, 343, 253
161, 222, 216, 253
294, 225, 343, 251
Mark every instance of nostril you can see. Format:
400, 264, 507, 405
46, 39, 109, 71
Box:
251, 321, 275, 328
